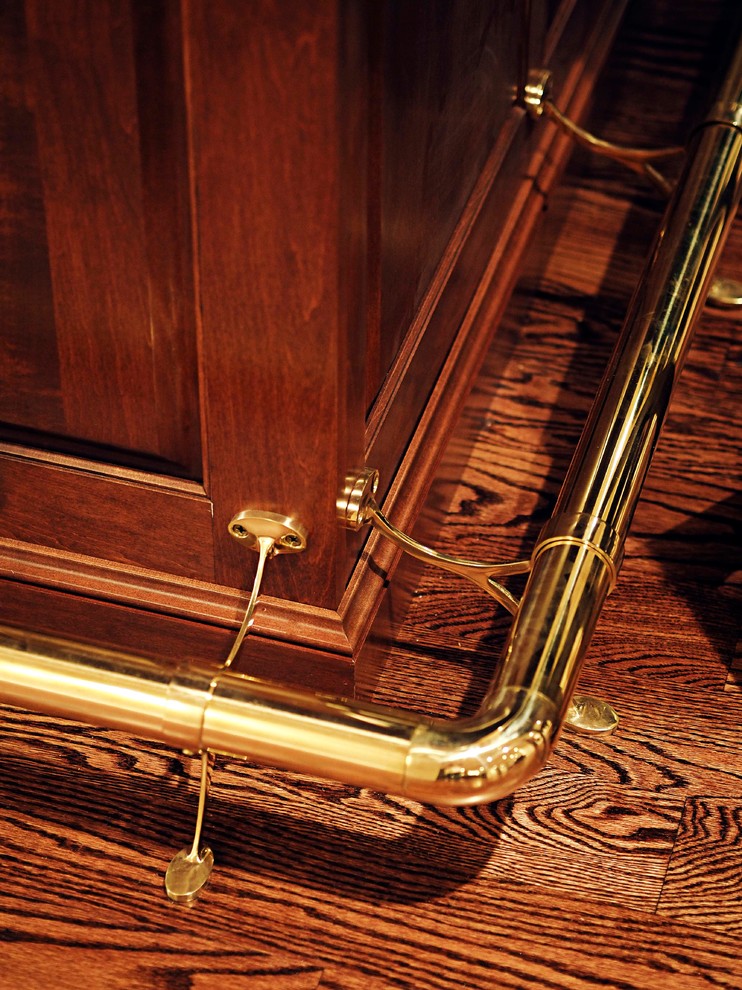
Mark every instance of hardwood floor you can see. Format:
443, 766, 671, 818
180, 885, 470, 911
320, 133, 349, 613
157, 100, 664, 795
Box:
1, 2, 740, 987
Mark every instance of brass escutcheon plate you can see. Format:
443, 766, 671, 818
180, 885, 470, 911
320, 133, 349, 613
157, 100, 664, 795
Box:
228, 510, 308, 554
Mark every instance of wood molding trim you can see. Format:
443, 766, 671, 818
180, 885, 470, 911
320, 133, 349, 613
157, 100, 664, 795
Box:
342, 0, 629, 653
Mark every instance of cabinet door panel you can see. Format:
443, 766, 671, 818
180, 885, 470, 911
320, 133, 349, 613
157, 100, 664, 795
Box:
0, 449, 214, 579
0, 0, 201, 478
0, 0, 65, 438
0, 0, 623, 684
0, 0, 367, 615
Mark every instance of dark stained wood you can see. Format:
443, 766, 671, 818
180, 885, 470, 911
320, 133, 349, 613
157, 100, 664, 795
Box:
1, 1, 741, 987
0, 717, 740, 989
184, 0, 365, 604
0, 450, 214, 577
0, 580, 355, 695
369, 0, 524, 404
351, 0, 627, 668
6, 0, 201, 473
0, 0, 624, 690
0, 0, 61, 436
0, 707, 739, 989
364, 0, 626, 497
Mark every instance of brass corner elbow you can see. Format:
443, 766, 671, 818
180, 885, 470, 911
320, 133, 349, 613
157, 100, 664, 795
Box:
402, 687, 557, 806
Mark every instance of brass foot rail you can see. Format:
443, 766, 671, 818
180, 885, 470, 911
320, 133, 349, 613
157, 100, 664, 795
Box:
1, 39, 740, 822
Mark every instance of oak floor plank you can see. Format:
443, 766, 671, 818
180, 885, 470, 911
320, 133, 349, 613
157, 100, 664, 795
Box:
0, 711, 685, 914
0, 946, 324, 990
3, 834, 740, 990
548, 690, 742, 797
391, 565, 735, 693
656, 798, 742, 935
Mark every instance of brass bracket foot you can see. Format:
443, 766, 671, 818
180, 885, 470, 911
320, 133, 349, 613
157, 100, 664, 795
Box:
564, 694, 619, 736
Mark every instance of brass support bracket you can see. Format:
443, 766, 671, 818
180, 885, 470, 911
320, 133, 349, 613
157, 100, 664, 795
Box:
524, 68, 742, 310
228, 509, 308, 554
165, 509, 307, 903
339, 470, 618, 736
524, 67, 683, 194
339, 468, 529, 615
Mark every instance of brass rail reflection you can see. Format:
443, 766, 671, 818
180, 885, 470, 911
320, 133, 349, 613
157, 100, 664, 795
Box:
1, 38, 740, 809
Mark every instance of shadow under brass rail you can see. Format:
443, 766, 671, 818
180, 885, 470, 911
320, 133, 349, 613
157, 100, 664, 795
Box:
1, 37, 740, 809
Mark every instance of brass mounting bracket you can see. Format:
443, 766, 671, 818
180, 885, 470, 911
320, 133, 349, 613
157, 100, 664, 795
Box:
340, 469, 619, 736
524, 68, 742, 309
339, 468, 529, 615
524, 67, 683, 195
228, 509, 308, 554
165, 508, 308, 904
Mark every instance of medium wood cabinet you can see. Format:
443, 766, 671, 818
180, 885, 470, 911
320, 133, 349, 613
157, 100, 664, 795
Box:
0, 0, 624, 691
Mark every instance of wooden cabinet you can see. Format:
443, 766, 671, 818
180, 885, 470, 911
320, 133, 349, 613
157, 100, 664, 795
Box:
0, 0, 624, 691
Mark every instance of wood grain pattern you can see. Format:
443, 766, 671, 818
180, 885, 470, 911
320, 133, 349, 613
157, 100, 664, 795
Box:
185, 0, 361, 605
0, 0, 61, 436
1, 946, 324, 990
370, 0, 523, 401
0, 454, 214, 577
656, 798, 742, 933
365, 0, 626, 506
1, 1, 741, 988
0, 0, 624, 691
17, 0, 200, 472
0, 710, 739, 989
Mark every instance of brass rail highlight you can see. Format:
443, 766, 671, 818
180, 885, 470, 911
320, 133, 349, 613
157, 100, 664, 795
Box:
1, 38, 740, 807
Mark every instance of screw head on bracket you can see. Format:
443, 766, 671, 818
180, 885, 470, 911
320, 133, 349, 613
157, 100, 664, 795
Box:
228, 510, 308, 554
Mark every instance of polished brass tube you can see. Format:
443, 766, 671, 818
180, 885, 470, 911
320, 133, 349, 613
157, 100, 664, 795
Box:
1, 40, 740, 806
540, 60, 742, 563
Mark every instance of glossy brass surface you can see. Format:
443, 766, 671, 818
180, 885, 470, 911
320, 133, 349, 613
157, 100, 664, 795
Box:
565, 695, 620, 736
340, 469, 617, 736
166, 509, 307, 901
707, 275, 742, 308
526, 64, 742, 309
228, 509, 308, 554
0, 38, 740, 823
165, 752, 215, 903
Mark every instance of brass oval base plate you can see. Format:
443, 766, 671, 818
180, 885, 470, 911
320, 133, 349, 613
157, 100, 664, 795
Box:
165, 846, 214, 903
228, 510, 308, 553
708, 276, 742, 308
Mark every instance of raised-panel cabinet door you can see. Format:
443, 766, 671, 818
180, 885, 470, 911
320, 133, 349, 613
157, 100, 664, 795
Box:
1, 0, 201, 477
0, 0, 366, 614
0, 0, 217, 586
